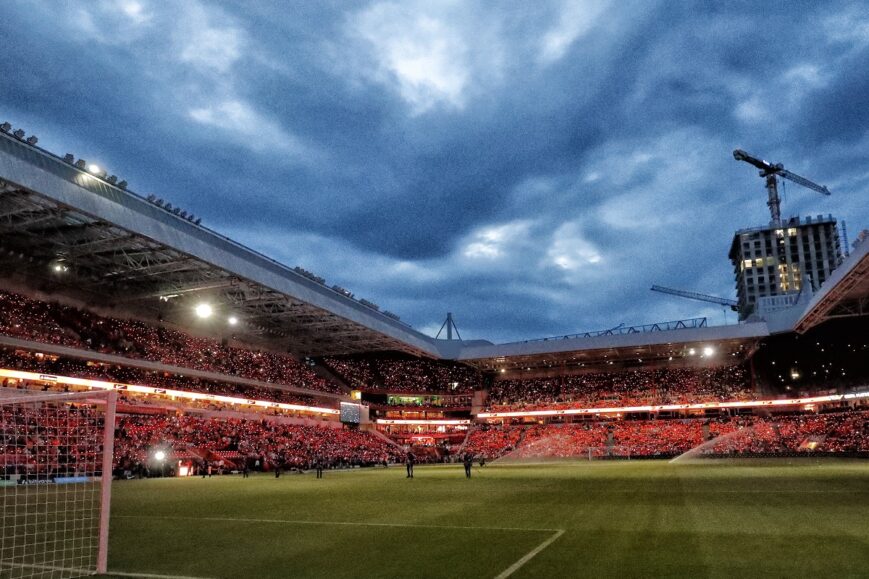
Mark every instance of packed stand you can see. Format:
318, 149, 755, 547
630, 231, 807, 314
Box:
113, 414, 403, 473
0, 349, 329, 408
470, 410, 869, 460
487, 366, 755, 411
0, 290, 341, 393
462, 426, 523, 459
323, 355, 480, 394
0, 403, 105, 479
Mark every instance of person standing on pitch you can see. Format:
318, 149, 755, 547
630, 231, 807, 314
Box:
315, 456, 324, 479
405, 451, 416, 478
463, 453, 473, 479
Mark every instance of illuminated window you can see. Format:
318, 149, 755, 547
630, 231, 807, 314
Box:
755, 258, 764, 267
743, 259, 752, 269
787, 228, 798, 236
778, 263, 791, 291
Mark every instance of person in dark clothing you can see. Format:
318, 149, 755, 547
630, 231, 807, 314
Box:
405, 451, 416, 478
201, 461, 208, 479
242, 463, 250, 478
463, 453, 473, 479
274, 462, 281, 478
315, 457, 324, 479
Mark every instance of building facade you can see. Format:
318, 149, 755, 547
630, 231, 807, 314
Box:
729, 215, 843, 318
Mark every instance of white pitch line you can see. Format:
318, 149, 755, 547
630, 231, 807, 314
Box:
494, 529, 565, 579
0, 561, 213, 579
109, 571, 217, 579
115, 514, 560, 533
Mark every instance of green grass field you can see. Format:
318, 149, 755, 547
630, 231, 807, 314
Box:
105, 460, 869, 578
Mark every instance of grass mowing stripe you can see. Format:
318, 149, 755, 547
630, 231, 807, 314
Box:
494, 529, 565, 579
114, 514, 561, 533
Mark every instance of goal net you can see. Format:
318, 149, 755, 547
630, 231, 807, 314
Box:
1, 389, 117, 578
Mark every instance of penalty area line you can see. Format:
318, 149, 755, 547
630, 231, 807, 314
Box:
494, 529, 565, 579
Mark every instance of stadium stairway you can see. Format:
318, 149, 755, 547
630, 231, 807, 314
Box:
455, 426, 473, 455
310, 360, 353, 393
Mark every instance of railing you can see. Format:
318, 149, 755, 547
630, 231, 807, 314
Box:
522, 317, 707, 343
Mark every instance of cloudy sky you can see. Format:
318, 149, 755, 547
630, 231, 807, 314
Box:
1, 1, 867, 342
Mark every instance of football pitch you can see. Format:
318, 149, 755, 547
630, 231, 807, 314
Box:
106, 460, 869, 578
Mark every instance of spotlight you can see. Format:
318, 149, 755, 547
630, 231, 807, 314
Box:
63, 154, 75, 163
75, 159, 86, 169
0, 122, 10, 133
688, 348, 696, 356
195, 303, 213, 319
12, 129, 25, 139
26, 136, 38, 146
87, 164, 101, 175
702, 346, 714, 357
228, 316, 238, 326
154, 450, 166, 461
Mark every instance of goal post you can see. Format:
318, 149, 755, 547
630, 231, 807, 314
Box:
0, 388, 117, 578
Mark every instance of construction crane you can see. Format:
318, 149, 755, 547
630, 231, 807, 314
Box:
733, 149, 830, 226
650, 285, 739, 312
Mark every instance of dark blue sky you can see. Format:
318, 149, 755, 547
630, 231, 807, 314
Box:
1, 1, 867, 342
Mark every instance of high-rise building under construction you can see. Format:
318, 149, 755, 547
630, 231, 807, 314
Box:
729, 215, 842, 317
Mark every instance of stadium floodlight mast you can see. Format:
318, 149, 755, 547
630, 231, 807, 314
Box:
195, 303, 213, 319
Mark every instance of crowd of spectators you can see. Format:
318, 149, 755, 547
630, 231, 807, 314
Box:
708, 412, 869, 455
468, 410, 869, 460
1, 402, 105, 478
0, 290, 340, 393
323, 355, 480, 394
487, 366, 754, 411
0, 349, 329, 408
113, 415, 402, 472
462, 426, 523, 459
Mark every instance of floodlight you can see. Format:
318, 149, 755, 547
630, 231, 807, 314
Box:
154, 450, 166, 461
702, 346, 714, 357
53, 264, 63, 272
688, 348, 696, 355
228, 316, 238, 326
195, 303, 213, 318
87, 164, 101, 175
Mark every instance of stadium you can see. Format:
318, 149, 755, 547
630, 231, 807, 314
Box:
2, 5, 869, 578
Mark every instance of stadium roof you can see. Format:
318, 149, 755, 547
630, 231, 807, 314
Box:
793, 238, 869, 334
454, 321, 767, 375
0, 132, 439, 358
